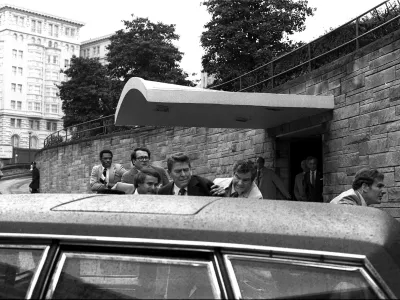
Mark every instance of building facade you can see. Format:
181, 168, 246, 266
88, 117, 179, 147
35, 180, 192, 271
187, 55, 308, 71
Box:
0, 4, 84, 157
80, 33, 113, 65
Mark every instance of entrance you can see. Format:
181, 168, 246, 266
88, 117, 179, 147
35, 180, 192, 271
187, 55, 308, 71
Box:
289, 137, 323, 197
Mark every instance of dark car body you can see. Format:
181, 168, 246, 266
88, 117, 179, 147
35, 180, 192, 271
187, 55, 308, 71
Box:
0, 194, 399, 299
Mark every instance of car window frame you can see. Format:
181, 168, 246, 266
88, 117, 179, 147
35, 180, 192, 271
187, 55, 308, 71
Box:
0, 244, 49, 299
223, 253, 387, 299
45, 251, 222, 299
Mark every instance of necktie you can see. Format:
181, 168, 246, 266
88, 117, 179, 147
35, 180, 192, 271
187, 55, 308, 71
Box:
231, 192, 239, 198
100, 168, 107, 184
178, 188, 186, 195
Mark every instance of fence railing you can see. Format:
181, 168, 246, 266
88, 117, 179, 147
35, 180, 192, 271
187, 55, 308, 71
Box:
43, 115, 141, 148
210, 0, 400, 92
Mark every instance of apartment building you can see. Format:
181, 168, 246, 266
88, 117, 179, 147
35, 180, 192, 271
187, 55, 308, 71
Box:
0, 4, 84, 153
80, 33, 113, 65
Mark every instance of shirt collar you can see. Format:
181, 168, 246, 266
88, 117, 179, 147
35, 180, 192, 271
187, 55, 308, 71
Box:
355, 190, 368, 206
173, 183, 186, 195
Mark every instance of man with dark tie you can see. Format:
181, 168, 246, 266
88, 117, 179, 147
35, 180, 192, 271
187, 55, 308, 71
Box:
90, 150, 127, 193
304, 156, 323, 202
255, 157, 291, 200
157, 153, 224, 196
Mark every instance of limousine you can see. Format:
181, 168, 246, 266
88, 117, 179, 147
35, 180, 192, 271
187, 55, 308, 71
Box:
0, 194, 399, 299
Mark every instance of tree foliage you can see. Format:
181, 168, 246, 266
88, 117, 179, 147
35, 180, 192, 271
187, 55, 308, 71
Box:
107, 16, 192, 85
201, 0, 315, 83
58, 56, 123, 127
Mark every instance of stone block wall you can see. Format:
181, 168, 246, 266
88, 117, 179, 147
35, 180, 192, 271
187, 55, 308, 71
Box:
269, 28, 400, 203
36, 127, 273, 193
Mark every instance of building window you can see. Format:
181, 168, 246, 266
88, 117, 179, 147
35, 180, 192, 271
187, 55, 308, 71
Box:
52, 123, 57, 131
66, 44, 69, 51
48, 41, 52, 48
97, 46, 100, 55
11, 118, 15, 127
29, 120, 40, 130
47, 55, 51, 63
37, 21, 42, 34
18, 67, 22, 76
71, 45, 74, 52
71, 28, 75, 37
31, 136, 38, 148
64, 59, 69, 67
11, 135, 19, 147
28, 102, 32, 110
31, 37, 35, 44
12, 66, 16, 76
17, 84, 22, 93
11, 83, 16, 92
37, 38, 41, 44
54, 25, 59, 37
19, 34, 23, 42
51, 104, 58, 113
17, 119, 21, 128
49, 24, 53, 36
34, 102, 41, 111
12, 49, 17, 58
14, 15, 18, 25
11, 100, 15, 109
53, 55, 58, 64
13, 33, 17, 41
17, 101, 21, 110
45, 104, 50, 112
31, 19, 36, 32
18, 50, 23, 59
54, 42, 58, 48
19, 16, 24, 26
11, 118, 21, 128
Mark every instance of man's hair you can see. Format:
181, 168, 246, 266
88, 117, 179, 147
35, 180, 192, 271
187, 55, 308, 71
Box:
306, 156, 317, 163
167, 153, 191, 172
133, 167, 161, 188
256, 157, 265, 164
99, 149, 113, 159
233, 160, 257, 180
352, 168, 384, 190
131, 147, 151, 161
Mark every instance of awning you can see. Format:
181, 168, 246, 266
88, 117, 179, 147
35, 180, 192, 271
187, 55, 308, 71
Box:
115, 77, 334, 129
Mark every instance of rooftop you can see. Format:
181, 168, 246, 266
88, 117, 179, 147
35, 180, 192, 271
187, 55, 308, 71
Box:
81, 33, 114, 45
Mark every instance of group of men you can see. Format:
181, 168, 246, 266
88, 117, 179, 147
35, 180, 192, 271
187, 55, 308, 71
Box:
90, 147, 386, 207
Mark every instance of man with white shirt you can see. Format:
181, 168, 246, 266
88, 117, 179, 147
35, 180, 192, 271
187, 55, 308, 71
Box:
158, 153, 223, 196
90, 150, 127, 193
304, 156, 323, 202
330, 168, 385, 206
133, 167, 161, 194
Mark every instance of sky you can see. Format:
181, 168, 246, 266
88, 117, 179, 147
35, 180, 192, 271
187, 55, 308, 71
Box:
7, 0, 387, 80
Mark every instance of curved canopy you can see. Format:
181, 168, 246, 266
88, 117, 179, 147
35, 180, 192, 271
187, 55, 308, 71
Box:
115, 77, 334, 129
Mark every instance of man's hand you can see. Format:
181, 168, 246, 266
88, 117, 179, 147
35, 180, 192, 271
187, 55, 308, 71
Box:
210, 185, 225, 196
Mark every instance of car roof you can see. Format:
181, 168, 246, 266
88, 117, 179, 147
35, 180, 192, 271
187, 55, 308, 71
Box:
0, 194, 398, 252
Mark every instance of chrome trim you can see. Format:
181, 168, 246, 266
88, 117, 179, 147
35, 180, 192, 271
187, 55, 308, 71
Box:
224, 254, 388, 299
45, 253, 67, 299
359, 268, 387, 299
364, 259, 395, 299
26, 246, 50, 299
45, 252, 222, 299
213, 254, 228, 299
0, 233, 367, 261
223, 255, 242, 299
0, 244, 47, 249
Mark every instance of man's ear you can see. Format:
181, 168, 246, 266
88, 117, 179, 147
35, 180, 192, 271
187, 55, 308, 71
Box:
361, 183, 369, 193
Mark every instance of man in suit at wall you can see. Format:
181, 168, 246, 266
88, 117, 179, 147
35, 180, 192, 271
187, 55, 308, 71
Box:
330, 168, 385, 206
294, 160, 308, 201
29, 162, 40, 193
304, 156, 323, 202
214, 160, 263, 199
255, 157, 291, 200
158, 152, 224, 196
90, 149, 127, 193
122, 147, 169, 187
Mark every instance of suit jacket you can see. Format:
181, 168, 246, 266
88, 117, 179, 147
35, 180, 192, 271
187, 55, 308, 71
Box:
30, 167, 40, 189
304, 170, 323, 202
121, 165, 169, 186
330, 189, 367, 206
294, 172, 306, 201
90, 163, 126, 192
214, 177, 263, 199
257, 167, 290, 199
157, 175, 214, 196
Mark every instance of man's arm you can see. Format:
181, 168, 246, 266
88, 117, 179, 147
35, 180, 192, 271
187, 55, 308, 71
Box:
158, 168, 170, 186
90, 166, 106, 192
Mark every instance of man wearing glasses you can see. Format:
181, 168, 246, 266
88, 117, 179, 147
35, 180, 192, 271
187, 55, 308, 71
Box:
121, 147, 169, 187
214, 160, 263, 199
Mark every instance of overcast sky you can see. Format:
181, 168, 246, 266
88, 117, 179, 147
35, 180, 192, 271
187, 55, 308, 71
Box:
8, 0, 386, 79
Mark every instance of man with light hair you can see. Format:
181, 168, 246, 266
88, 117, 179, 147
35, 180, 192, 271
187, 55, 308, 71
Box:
330, 168, 385, 206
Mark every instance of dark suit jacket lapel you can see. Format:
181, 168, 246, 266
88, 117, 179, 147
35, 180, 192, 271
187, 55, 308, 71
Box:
187, 176, 201, 196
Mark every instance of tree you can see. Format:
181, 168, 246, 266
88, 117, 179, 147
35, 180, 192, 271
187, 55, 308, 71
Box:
107, 16, 193, 86
58, 56, 123, 127
201, 0, 315, 84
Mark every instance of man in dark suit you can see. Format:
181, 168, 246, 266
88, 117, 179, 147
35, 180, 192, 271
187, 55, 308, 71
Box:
122, 147, 169, 187
158, 153, 224, 196
29, 161, 40, 193
304, 156, 323, 202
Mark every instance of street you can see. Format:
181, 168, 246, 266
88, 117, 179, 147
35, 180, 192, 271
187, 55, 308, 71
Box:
0, 177, 31, 194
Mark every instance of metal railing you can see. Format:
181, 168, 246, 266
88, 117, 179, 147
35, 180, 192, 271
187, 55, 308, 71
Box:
43, 115, 142, 148
210, 0, 400, 92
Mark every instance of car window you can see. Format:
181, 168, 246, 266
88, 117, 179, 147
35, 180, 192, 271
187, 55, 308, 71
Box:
0, 246, 47, 299
225, 255, 380, 299
47, 252, 221, 299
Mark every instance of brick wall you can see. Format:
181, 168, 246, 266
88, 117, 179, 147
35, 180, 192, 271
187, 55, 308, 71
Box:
269, 28, 400, 203
36, 127, 273, 193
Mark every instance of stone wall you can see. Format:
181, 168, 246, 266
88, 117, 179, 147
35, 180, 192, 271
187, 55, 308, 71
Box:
36, 127, 273, 193
269, 28, 400, 203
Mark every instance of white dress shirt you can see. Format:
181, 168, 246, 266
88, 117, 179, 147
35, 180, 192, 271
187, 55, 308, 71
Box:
173, 184, 186, 195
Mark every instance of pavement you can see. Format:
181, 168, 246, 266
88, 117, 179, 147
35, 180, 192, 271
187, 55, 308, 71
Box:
0, 177, 32, 194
